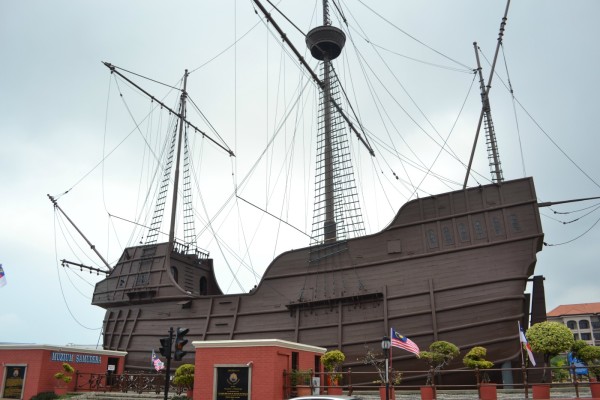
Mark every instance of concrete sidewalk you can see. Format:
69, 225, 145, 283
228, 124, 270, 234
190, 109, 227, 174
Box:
351, 387, 593, 399
68, 387, 595, 399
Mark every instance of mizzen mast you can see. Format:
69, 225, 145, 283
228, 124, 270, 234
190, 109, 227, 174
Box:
463, 0, 510, 188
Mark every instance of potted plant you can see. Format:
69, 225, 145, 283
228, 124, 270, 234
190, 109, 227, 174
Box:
463, 346, 495, 400
419, 340, 459, 400
321, 350, 345, 394
53, 362, 74, 395
173, 363, 195, 397
576, 344, 600, 398
290, 369, 313, 396
358, 348, 401, 400
526, 321, 574, 399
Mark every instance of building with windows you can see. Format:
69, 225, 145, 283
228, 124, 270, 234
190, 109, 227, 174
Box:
547, 302, 600, 345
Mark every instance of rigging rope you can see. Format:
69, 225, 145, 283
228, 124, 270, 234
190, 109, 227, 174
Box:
355, 0, 473, 71
53, 210, 102, 331
544, 212, 600, 246
479, 48, 600, 191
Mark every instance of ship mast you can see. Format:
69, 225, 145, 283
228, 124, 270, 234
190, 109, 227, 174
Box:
474, 41, 503, 184
101, 62, 234, 248
168, 70, 188, 247
251, 0, 367, 259
48, 194, 113, 272
463, 0, 510, 188
318, 1, 337, 242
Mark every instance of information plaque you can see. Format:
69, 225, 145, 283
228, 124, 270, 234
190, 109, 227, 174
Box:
2, 366, 26, 399
215, 365, 250, 400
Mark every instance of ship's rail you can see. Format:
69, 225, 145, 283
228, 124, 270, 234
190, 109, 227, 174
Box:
172, 239, 209, 259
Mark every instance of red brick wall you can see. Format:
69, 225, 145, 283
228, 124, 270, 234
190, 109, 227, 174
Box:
1, 347, 125, 399
193, 344, 322, 400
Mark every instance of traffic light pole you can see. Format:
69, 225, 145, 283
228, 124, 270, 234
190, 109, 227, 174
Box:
163, 327, 173, 400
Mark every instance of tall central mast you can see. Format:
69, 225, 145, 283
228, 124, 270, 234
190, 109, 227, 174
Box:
321, 1, 336, 243
251, 0, 366, 259
306, 0, 346, 243
169, 70, 189, 246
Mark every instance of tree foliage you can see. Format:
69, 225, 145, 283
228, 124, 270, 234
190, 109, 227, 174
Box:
420, 341, 459, 385
54, 362, 74, 384
571, 339, 589, 357
463, 346, 494, 370
526, 321, 574, 382
321, 349, 345, 383
321, 350, 345, 372
526, 321, 574, 358
578, 345, 600, 379
173, 363, 195, 390
463, 346, 493, 383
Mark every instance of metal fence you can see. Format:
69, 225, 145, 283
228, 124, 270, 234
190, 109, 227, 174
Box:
74, 371, 186, 395
283, 364, 599, 399
73, 363, 598, 398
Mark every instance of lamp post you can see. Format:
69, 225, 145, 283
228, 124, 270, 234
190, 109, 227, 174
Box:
381, 336, 391, 400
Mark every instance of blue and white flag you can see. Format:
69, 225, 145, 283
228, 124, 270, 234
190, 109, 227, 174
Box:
0, 264, 7, 288
518, 321, 536, 366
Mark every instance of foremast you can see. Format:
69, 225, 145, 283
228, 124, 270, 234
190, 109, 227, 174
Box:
463, 0, 510, 188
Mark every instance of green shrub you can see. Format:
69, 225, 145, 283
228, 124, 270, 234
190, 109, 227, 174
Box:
173, 363, 195, 390
30, 392, 59, 400
321, 350, 345, 383
526, 321, 574, 383
290, 369, 312, 386
578, 345, 600, 379
463, 346, 493, 382
420, 340, 459, 385
53, 362, 75, 384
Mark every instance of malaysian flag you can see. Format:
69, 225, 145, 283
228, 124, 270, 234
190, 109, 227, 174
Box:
390, 328, 420, 356
518, 322, 536, 366
0, 264, 6, 288
152, 349, 165, 371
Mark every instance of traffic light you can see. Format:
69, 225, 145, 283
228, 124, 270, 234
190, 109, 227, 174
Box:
174, 327, 189, 361
159, 336, 172, 358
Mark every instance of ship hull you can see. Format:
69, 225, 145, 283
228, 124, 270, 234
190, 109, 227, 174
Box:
93, 177, 543, 376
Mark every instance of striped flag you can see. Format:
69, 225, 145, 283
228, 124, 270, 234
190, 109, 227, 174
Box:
390, 328, 420, 356
518, 321, 536, 366
152, 349, 164, 371
0, 264, 6, 288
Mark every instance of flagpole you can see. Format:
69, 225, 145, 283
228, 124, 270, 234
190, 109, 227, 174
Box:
518, 321, 530, 399
389, 328, 393, 371
518, 322, 525, 367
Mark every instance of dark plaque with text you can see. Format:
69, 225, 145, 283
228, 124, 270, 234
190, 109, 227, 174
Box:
215, 366, 250, 400
2, 366, 26, 399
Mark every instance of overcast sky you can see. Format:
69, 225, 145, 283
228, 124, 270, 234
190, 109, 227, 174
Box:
1, 1, 599, 347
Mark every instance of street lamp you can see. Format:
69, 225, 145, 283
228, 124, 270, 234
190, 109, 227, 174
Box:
381, 336, 391, 400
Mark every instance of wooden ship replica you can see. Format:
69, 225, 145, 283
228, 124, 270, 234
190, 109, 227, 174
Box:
51, 0, 548, 381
